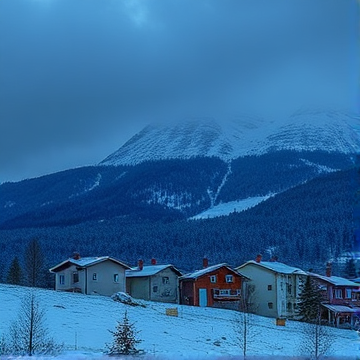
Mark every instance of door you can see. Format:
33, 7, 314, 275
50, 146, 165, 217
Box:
199, 288, 207, 307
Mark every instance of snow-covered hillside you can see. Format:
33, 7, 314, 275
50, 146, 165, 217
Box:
0, 284, 359, 359
101, 111, 360, 166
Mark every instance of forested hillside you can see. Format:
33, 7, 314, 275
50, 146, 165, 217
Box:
0, 151, 353, 229
0, 167, 357, 282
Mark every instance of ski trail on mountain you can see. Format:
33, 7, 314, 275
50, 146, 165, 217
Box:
207, 162, 232, 208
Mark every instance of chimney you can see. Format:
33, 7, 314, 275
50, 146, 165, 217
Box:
151, 258, 157, 265
203, 257, 209, 268
138, 259, 144, 271
255, 254, 262, 263
326, 262, 332, 277
72, 252, 80, 260
270, 256, 278, 262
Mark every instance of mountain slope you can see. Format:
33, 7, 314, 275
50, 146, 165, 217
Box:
101, 111, 360, 166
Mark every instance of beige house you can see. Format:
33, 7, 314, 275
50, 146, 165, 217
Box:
49, 254, 130, 296
126, 260, 182, 303
236, 256, 307, 318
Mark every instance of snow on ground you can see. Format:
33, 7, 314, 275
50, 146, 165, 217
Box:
0, 284, 359, 359
190, 196, 271, 220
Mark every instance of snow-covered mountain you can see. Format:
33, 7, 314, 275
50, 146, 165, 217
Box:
101, 110, 360, 166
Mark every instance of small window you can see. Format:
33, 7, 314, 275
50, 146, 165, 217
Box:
92, 273, 97, 281
162, 276, 169, 284
225, 275, 233, 283
219, 289, 230, 296
210, 275, 217, 283
334, 289, 342, 299
287, 302, 292, 311
113, 274, 119, 283
268, 302, 273, 309
287, 284, 292, 295
267, 285, 272, 291
345, 289, 352, 299
73, 272, 79, 283
153, 286, 158, 293
59, 274, 65, 285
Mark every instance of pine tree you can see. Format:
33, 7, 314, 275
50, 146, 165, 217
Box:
6, 256, 22, 285
343, 258, 357, 279
106, 310, 141, 355
297, 276, 323, 323
24, 238, 45, 287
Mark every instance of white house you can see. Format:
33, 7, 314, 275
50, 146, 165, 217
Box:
236, 255, 307, 318
49, 254, 130, 296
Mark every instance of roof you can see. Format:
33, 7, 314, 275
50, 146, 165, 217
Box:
321, 303, 360, 314
309, 273, 360, 287
126, 264, 182, 278
180, 263, 247, 280
236, 260, 307, 275
49, 256, 130, 272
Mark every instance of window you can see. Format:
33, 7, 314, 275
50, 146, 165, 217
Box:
162, 276, 169, 284
113, 274, 119, 283
287, 284, 292, 295
59, 274, 65, 285
267, 285, 272, 291
153, 286, 158, 293
213, 289, 241, 298
334, 289, 342, 299
287, 302, 292, 311
210, 275, 217, 283
92, 273, 97, 281
225, 275, 233, 283
73, 272, 79, 283
345, 289, 352, 299
219, 289, 230, 296
268, 302, 273, 309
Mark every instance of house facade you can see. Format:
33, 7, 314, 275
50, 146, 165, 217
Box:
309, 263, 360, 328
236, 256, 307, 318
49, 254, 130, 296
126, 259, 182, 303
179, 261, 247, 309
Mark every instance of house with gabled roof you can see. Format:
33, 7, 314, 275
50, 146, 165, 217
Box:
236, 255, 307, 318
126, 259, 182, 303
179, 259, 247, 309
49, 253, 130, 296
309, 262, 360, 328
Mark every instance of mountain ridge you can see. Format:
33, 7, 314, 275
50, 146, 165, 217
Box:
101, 110, 360, 166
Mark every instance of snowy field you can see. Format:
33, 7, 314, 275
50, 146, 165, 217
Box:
0, 284, 359, 359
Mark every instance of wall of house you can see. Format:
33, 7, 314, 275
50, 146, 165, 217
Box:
127, 277, 150, 300
192, 267, 242, 307
55, 264, 85, 293
180, 280, 195, 305
149, 268, 179, 303
86, 261, 126, 296
237, 264, 278, 317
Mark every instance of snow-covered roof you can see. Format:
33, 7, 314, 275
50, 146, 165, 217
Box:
49, 256, 130, 272
237, 260, 307, 275
322, 304, 360, 314
126, 264, 182, 278
309, 273, 360, 287
180, 263, 245, 280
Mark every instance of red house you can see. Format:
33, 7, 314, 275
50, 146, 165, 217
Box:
179, 260, 247, 310
309, 263, 360, 328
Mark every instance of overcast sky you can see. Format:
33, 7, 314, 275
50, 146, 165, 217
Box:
0, 0, 358, 183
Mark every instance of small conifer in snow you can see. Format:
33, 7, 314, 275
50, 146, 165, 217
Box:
106, 310, 142, 355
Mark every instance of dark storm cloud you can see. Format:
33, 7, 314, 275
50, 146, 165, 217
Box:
0, 0, 358, 182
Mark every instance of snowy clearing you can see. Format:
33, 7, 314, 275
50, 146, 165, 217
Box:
190, 196, 271, 220
0, 284, 359, 359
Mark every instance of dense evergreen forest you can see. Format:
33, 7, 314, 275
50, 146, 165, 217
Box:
0, 166, 358, 283
0, 151, 354, 229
